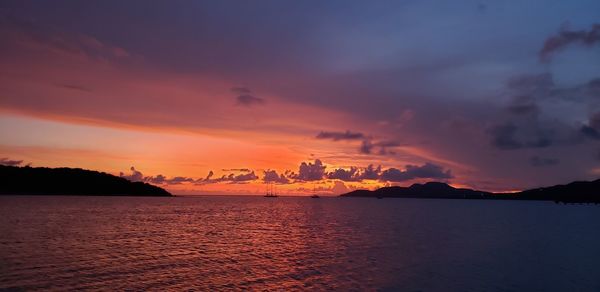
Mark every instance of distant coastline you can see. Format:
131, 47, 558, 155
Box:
341, 181, 600, 204
0, 165, 171, 197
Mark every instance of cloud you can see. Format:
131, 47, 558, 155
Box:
540, 23, 600, 62
327, 167, 359, 181
316, 130, 401, 155
316, 130, 366, 141
326, 163, 452, 183
291, 159, 326, 181
358, 138, 402, 155
222, 168, 251, 172
263, 169, 290, 184
0, 158, 24, 166
231, 87, 265, 107
0, 16, 130, 61
198, 170, 259, 184
167, 176, 196, 184
145, 174, 166, 184
530, 156, 559, 167
379, 163, 452, 182
331, 180, 349, 194
488, 123, 523, 150
580, 112, 600, 140
325, 164, 383, 182
588, 78, 600, 98
119, 166, 144, 182
357, 164, 382, 180
121, 167, 197, 185
507, 102, 539, 116
237, 95, 265, 106
504, 73, 552, 116
488, 123, 554, 150
132, 167, 261, 186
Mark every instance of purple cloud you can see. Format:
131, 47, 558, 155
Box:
316, 130, 366, 141
379, 163, 452, 182
540, 23, 600, 62
0, 158, 24, 167
291, 159, 326, 181
263, 170, 290, 184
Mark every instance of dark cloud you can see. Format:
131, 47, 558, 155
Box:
358, 139, 402, 155
358, 164, 382, 180
316, 130, 401, 156
375, 140, 402, 155
0, 158, 24, 166
581, 126, 600, 140
488, 122, 555, 150
507, 101, 539, 115
504, 74, 552, 117
326, 164, 383, 182
488, 123, 523, 150
291, 159, 326, 181
505, 73, 600, 107
326, 167, 359, 181
530, 156, 559, 167
231, 87, 265, 107
326, 163, 451, 183
263, 170, 290, 184
580, 112, 600, 140
199, 170, 259, 184
316, 130, 366, 141
540, 23, 600, 62
379, 163, 452, 182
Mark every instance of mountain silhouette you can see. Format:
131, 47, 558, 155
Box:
341, 180, 600, 203
0, 165, 171, 196
342, 182, 491, 199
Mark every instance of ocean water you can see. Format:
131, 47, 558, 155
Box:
0, 196, 599, 291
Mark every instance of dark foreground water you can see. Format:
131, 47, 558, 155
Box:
0, 196, 599, 291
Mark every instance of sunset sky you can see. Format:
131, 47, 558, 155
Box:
1, 1, 600, 195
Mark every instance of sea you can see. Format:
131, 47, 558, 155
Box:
1, 196, 599, 291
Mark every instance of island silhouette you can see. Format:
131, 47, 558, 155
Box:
0, 165, 171, 196
341, 181, 600, 203
2, 164, 599, 202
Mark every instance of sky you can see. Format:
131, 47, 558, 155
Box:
1, 0, 600, 195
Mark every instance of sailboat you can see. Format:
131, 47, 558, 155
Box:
264, 182, 278, 198
310, 184, 320, 198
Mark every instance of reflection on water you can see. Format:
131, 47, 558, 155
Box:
1, 196, 599, 291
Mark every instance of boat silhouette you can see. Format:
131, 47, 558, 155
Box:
310, 184, 320, 198
264, 183, 278, 198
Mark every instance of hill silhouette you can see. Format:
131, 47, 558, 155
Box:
341, 181, 600, 203
0, 165, 171, 196
342, 182, 491, 199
